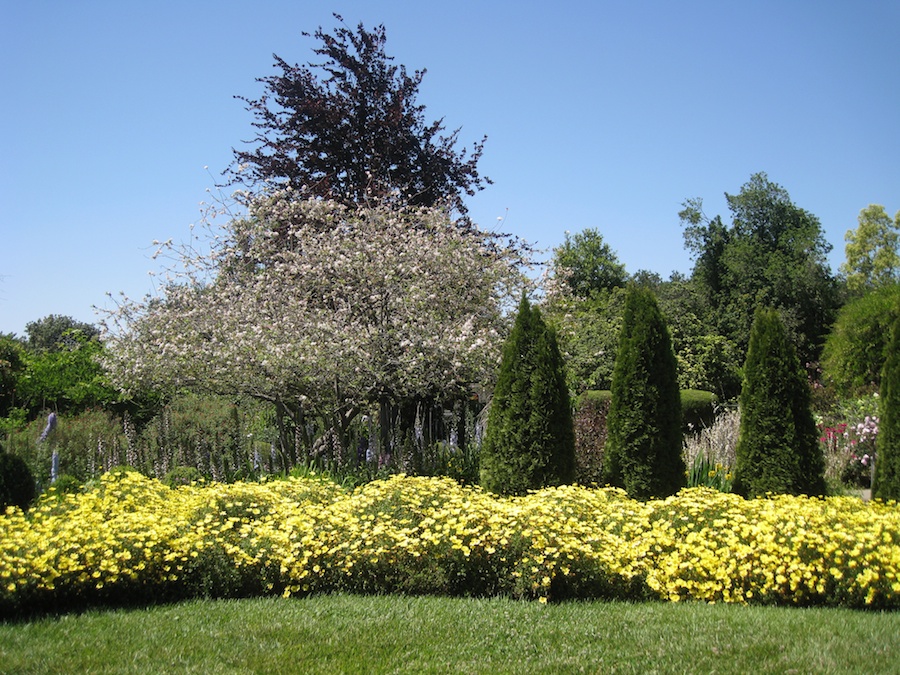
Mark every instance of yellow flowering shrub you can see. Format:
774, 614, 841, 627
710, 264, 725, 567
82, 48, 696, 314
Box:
2, 471, 898, 616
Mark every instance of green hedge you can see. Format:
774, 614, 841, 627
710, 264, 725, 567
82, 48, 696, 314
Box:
577, 389, 717, 436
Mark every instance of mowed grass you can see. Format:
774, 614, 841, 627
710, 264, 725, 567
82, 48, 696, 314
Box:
1, 594, 898, 674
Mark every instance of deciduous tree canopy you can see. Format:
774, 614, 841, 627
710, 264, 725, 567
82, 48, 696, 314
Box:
227, 15, 489, 219
840, 204, 900, 295
101, 191, 527, 446
680, 172, 838, 365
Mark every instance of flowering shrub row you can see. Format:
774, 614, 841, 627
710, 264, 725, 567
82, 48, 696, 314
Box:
2, 471, 899, 616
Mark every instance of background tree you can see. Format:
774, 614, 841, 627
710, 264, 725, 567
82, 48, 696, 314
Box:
841, 204, 900, 295
821, 284, 900, 395
549, 228, 627, 298
0, 335, 26, 419
540, 228, 627, 394
24, 315, 99, 352
18, 333, 118, 416
102, 192, 526, 460
480, 295, 574, 495
873, 315, 900, 500
733, 308, 825, 497
680, 173, 839, 368
228, 15, 489, 218
603, 286, 684, 499
630, 271, 742, 398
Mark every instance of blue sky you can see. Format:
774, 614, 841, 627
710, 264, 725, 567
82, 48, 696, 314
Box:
2, 1, 898, 336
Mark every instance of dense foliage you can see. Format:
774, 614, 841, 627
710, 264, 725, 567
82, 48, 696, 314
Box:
541, 286, 626, 394
821, 284, 900, 394
2, 472, 899, 618
0, 334, 26, 418
680, 172, 839, 367
228, 15, 489, 219
101, 193, 526, 459
604, 287, 684, 499
0, 451, 35, 511
480, 295, 574, 495
874, 315, 900, 500
840, 204, 900, 295
24, 315, 100, 353
548, 228, 627, 298
734, 308, 826, 496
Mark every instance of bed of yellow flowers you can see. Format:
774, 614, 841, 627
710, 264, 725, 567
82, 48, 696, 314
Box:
2, 469, 899, 616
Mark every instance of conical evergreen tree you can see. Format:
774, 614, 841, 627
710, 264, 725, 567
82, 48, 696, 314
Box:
874, 315, 900, 500
733, 307, 826, 497
604, 287, 684, 499
480, 294, 575, 495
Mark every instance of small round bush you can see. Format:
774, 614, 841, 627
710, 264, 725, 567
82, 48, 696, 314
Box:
47, 474, 83, 496
0, 451, 37, 511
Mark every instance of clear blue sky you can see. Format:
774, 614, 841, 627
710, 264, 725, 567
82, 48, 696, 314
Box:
2, 1, 898, 336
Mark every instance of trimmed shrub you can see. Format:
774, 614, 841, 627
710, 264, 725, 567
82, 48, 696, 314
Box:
733, 307, 826, 497
574, 389, 716, 486
874, 314, 900, 500
604, 287, 685, 499
573, 391, 611, 485
681, 390, 718, 434
0, 451, 36, 510
480, 295, 575, 495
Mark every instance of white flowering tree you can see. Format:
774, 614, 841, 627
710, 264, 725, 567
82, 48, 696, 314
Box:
101, 190, 527, 461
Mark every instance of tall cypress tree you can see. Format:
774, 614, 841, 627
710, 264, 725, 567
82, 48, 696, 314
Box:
604, 287, 684, 499
480, 294, 575, 495
733, 307, 826, 497
874, 315, 900, 500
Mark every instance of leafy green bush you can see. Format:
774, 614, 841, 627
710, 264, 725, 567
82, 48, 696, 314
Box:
874, 315, 900, 500
45, 474, 82, 497
0, 451, 36, 511
822, 285, 900, 394
604, 287, 685, 499
480, 295, 575, 495
16, 333, 119, 417
734, 308, 826, 497
163, 466, 204, 488
0, 336, 26, 418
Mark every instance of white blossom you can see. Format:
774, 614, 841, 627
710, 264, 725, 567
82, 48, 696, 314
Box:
100, 190, 530, 424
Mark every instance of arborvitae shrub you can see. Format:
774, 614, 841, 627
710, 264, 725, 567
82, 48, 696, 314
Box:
603, 287, 684, 499
874, 314, 900, 500
733, 307, 826, 496
0, 451, 36, 510
480, 295, 575, 495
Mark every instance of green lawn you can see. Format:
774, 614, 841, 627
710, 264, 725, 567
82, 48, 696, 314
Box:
1, 594, 898, 674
